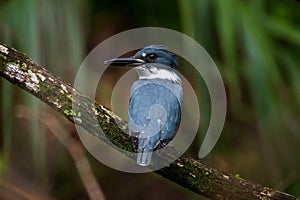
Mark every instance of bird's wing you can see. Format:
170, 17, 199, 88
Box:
128, 82, 181, 151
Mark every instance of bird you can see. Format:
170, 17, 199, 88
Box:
105, 45, 183, 166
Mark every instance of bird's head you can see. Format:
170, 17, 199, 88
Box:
105, 45, 180, 83
133, 45, 177, 69
105, 45, 178, 69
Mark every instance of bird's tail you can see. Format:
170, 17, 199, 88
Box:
135, 104, 167, 166
137, 149, 152, 166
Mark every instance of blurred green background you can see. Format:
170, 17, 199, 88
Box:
1, 0, 300, 199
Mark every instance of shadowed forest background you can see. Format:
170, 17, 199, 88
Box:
0, 0, 300, 199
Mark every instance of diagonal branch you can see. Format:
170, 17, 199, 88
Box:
0, 43, 298, 200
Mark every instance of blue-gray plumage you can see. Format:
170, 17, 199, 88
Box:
105, 45, 183, 166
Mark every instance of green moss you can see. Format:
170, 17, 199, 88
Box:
0, 54, 7, 70
66, 94, 72, 100
63, 108, 82, 118
234, 173, 245, 181
92, 104, 133, 152
63, 109, 71, 115
164, 161, 216, 194
20, 62, 27, 70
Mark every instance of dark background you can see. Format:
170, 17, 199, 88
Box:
0, 0, 300, 199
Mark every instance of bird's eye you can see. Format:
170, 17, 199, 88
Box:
148, 53, 157, 60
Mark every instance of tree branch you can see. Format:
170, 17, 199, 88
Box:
0, 43, 298, 200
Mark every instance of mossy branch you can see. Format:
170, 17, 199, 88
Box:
0, 43, 298, 200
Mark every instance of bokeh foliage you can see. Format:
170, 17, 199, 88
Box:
0, 0, 300, 199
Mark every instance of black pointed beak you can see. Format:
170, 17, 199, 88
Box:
104, 57, 145, 67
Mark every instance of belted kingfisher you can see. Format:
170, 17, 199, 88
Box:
105, 45, 183, 166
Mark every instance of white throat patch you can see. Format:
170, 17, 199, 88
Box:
134, 65, 181, 84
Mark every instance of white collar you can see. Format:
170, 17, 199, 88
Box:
134, 65, 181, 84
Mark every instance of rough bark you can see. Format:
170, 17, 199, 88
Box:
0, 43, 298, 200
